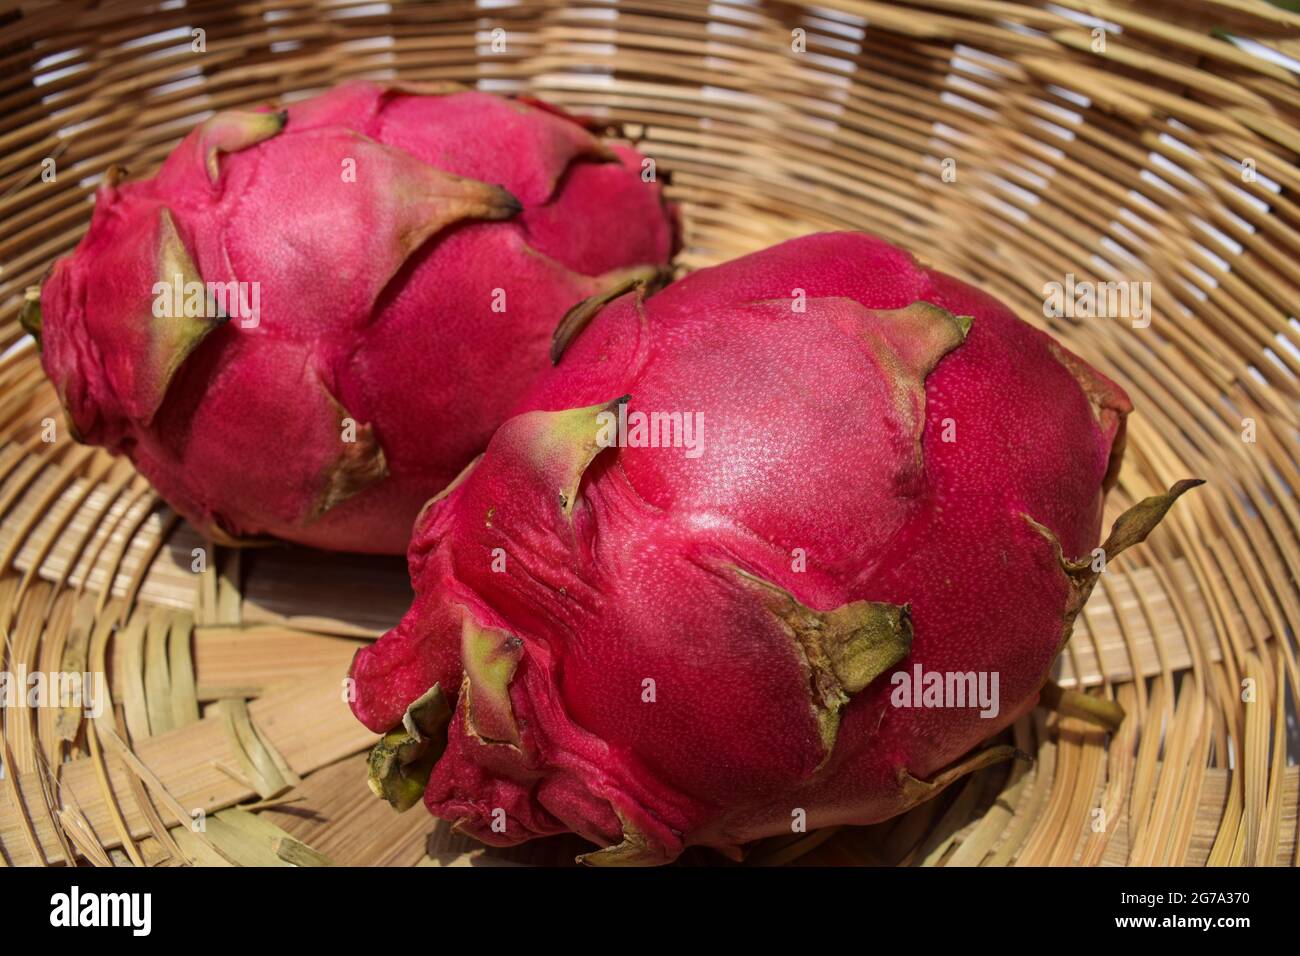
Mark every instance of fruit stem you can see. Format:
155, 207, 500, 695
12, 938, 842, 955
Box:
1038, 679, 1125, 731
19, 286, 41, 346
365, 683, 452, 811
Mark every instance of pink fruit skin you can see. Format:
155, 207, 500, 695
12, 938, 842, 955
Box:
34, 82, 678, 554
350, 231, 1133, 862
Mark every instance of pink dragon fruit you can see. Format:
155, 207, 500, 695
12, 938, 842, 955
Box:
350, 231, 1198, 863
24, 81, 677, 554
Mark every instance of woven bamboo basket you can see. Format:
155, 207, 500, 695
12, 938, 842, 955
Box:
1, 0, 1297, 869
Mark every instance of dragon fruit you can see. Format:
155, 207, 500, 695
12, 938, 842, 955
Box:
23, 81, 677, 553
349, 231, 1199, 863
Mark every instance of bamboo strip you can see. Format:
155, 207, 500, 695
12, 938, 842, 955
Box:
0, 668, 372, 863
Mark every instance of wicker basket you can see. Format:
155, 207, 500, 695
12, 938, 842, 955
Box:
1, 0, 1297, 868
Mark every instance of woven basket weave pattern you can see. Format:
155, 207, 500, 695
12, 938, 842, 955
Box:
0, 0, 1297, 866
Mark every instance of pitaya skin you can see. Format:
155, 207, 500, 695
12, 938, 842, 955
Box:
27, 81, 678, 554
350, 231, 1199, 863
